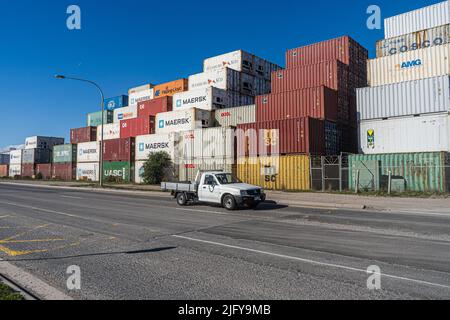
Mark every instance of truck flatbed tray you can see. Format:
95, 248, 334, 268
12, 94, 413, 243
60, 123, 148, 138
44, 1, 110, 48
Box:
161, 182, 197, 192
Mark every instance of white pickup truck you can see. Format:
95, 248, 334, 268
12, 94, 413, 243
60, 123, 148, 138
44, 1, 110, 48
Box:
161, 171, 266, 210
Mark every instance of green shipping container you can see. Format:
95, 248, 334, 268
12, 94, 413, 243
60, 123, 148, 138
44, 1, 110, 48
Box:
348, 152, 449, 193
102, 161, 134, 183
53, 144, 77, 163
87, 110, 114, 127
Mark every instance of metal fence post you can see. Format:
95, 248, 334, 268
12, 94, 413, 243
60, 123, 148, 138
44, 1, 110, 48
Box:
339, 155, 342, 192
321, 156, 325, 192
388, 170, 392, 195
355, 169, 360, 194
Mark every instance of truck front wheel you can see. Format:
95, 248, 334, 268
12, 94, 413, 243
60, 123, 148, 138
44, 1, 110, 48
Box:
177, 192, 188, 206
222, 194, 237, 211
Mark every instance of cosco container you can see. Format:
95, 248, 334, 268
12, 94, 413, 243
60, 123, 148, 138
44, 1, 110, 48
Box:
135, 160, 178, 184
76, 163, 99, 182
128, 84, 154, 107
368, 43, 450, 87
9, 150, 22, 165
237, 155, 311, 191
377, 24, 450, 57
215, 105, 256, 127
97, 123, 121, 141
357, 76, 450, 121
103, 138, 135, 162
384, 1, 450, 39
173, 87, 227, 111
256, 86, 338, 122
360, 113, 450, 154
87, 110, 114, 127
21, 164, 35, 177
22, 148, 52, 164
102, 161, 133, 183
36, 164, 52, 179
137, 97, 172, 118
104, 95, 129, 111
178, 159, 236, 182
9, 164, 21, 177
155, 108, 213, 134
77, 142, 100, 163
71, 127, 97, 144
0, 164, 8, 177
135, 133, 178, 161
25, 136, 64, 150
53, 144, 77, 164
153, 79, 188, 98
113, 105, 138, 123
120, 116, 155, 139
52, 163, 76, 181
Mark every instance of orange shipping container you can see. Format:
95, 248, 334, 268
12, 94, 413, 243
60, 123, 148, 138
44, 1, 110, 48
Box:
153, 79, 188, 98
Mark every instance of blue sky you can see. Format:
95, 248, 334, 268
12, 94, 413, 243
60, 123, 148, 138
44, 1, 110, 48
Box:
0, 0, 438, 148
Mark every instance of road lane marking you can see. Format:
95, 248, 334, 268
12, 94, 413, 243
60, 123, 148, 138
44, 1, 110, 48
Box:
0, 244, 48, 257
0, 215, 13, 219
173, 235, 450, 290
60, 195, 83, 199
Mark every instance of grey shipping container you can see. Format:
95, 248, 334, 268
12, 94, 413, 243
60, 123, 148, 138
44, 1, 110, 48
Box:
25, 136, 65, 150
215, 105, 256, 127
22, 148, 52, 164
357, 76, 450, 121
53, 144, 77, 163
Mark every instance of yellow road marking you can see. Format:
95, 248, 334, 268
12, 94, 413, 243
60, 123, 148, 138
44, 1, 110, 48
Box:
0, 238, 64, 244
0, 244, 48, 257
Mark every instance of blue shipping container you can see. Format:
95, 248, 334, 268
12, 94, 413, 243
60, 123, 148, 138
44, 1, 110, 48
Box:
104, 95, 129, 111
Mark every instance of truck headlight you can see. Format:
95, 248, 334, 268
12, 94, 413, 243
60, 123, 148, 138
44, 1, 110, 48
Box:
240, 190, 248, 196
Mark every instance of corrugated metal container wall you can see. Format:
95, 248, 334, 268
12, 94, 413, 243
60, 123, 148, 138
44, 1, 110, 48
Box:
368, 44, 450, 87
135, 134, 178, 161
71, 127, 97, 144
357, 76, 450, 121
348, 152, 449, 192
120, 116, 155, 139
226, 92, 255, 108
237, 155, 311, 191
25, 137, 65, 150
104, 95, 128, 111
21, 164, 35, 177
237, 118, 325, 157
87, 110, 114, 127
256, 86, 338, 122
128, 84, 154, 107
76, 163, 100, 182
97, 123, 121, 141
384, 1, 450, 39
188, 68, 242, 93
215, 105, 256, 127
9, 164, 21, 177
113, 105, 138, 123
155, 108, 213, 134
102, 138, 135, 162
52, 164, 76, 181
173, 87, 227, 111
53, 144, 77, 164
178, 159, 236, 182
360, 113, 450, 154
22, 149, 52, 164
137, 97, 172, 118
0, 154, 9, 165
153, 79, 188, 98
325, 121, 340, 155
9, 150, 22, 165
102, 161, 133, 183
77, 142, 100, 163
135, 161, 179, 184
376, 24, 450, 57
36, 164, 52, 179
0, 165, 8, 177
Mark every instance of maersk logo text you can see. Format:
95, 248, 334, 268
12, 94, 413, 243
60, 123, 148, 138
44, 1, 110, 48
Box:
396, 59, 422, 70
176, 100, 182, 108
159, 118, 190, 129
159, 120, 165, 129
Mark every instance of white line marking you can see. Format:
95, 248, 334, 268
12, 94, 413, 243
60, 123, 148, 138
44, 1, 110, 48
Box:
174, 207, 229, 215
173, 235, 450, 290
60, 195, 82, 200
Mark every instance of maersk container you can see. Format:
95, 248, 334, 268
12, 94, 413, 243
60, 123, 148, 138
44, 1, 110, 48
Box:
113, 105, 138, 123
135, 133, 178, 161
71, 127, 97, 144
360, 113, 450, 154
22, 148, 52, 164
155, 108, 213, 135
178, 158, 236, 182
215, 105, 256, 127
25, 136, 64, 150
384, 1, 450, 39
358, 76, 450, 121
103, 138, 135, 162
368, 43, 450, 87
76, 163, 99, 182
0, 164, 8, 177
348, 152, 449, 193
9, 164, 21, 177
77, 142, 100, 163
128, 84, 154, 107
53, 144, 77, 164
9, 150, 22, 165
189, 68, 242, 93
87, 110, 114, 127
97, 123, 121, 141
104, 95, 129, 111
173, 87, 228, 111
377, 24, 450, 57
135, 160, 178, 184
102, 161, 133, 183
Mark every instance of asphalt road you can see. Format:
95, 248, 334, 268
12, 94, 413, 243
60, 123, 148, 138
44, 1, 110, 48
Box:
0, 183, 449, 300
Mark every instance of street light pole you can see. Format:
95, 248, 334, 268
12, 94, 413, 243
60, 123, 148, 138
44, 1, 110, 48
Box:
55, 75, 105, 187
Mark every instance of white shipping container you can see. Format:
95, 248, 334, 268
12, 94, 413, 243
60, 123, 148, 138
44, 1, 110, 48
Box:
188, 68, 241, 92
215, 105, 256, 127
357, 76, 450, 120
113, 105, 138, 123
178, 158, 236, 182
359, 113, 450, 154
77, 142, 100, 163
97, 123, 121, 141
128, 84, 154, 107
9, 164, 21, 177
368, 44, 450, 87
173, 87, 227, 111
384, 1, 450, 39
76, 163, 99, 182
134, 161, 179, 184
135, 133, 179, 161
155, 108, 213, 134
9, 150, 22, 165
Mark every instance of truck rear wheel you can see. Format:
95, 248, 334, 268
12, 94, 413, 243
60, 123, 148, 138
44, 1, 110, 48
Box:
222, 194, 237, 211
177, 193, 188, 206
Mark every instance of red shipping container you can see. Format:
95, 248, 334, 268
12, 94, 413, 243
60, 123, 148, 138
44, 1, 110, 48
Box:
21, 164, 35, 177
103, 138, 135, 162
71, 127, 97, 144
36, 164, 52, 179
256, 86, 338, 123
0, 165, 8, 177
137, 97, 172, 118
120, 116, 155, 139
52, 163, 76, 181
237, 117, 325, 157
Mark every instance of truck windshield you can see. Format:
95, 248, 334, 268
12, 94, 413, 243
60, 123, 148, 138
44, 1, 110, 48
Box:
215, 173, 241, 185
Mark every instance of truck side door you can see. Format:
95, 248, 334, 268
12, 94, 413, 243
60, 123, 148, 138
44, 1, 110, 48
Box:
198, 174, 221, 204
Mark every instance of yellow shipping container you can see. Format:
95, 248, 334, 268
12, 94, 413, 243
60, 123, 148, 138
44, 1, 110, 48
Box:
237, 155, 310, 191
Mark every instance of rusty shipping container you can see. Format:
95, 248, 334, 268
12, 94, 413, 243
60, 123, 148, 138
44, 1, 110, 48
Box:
52, 164, 76, 181
153, 79, 188, 98
70, 127, 97, 144
103, 138, 135, 162
21, 164, 35, 178
256, 86, 338, 122
120, 116, 156, 139
236, 117, 325, 157
36, 164, 52, 179
137, 97, 173, 118
0, 165, 8, 177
